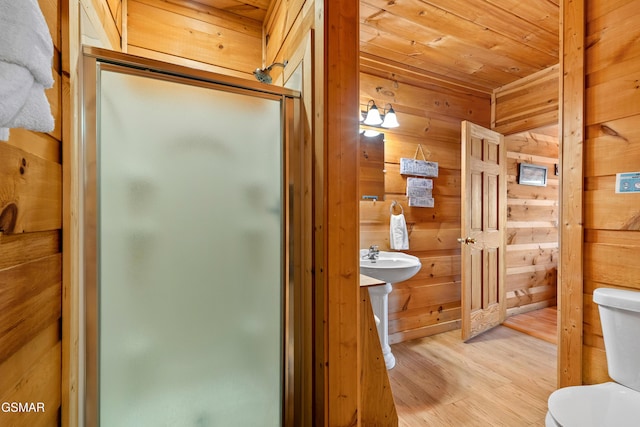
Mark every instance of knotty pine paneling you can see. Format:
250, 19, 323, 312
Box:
504, 129, 559, 315
105, 0, 123, 34
421, 0, 559, 57
508, 204, 558, 224
263, 0, 315, 86
581, 0, 640, 386
127, 0, 262, 78
507, 179, 559, 201
0, 144, 62, 233
263, 0, 312, 68
493, 65, 560, 317
585, 117, 640, 178
4, 129, 61, 164
0, 255, 62, 364
359, 0, 558, 93
360, 74, 489, 128
196, 0, 270, 22
359, 68, 490, 343
493, 64, 559, 135
85, 0, 122, 49
584, 243, 640, 287
0, 1, 63, 424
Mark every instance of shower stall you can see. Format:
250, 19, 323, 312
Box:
81, 48, 304, 426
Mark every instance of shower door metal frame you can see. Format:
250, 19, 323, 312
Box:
80, 46, 303, 427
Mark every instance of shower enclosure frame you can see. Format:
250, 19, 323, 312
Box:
80, 47, 305, 427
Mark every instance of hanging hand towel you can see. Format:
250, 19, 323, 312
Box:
0, 0, 55, 141
390, 202, 409, 250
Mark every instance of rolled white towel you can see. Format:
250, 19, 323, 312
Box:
0, 0, 55, 140
0, 62, 33, 122
0, 0, 54, 87
0, 62, 54, 141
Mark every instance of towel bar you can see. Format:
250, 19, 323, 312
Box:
390, 200, 404, 214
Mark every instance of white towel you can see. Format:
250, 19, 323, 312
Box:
0, 0, 54, 86
0, 62, 53, 133
390, 213, 409, 250
0, 0, 55, 141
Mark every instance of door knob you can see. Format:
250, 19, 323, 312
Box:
457, 237, 476, 245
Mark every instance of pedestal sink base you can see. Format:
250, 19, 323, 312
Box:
368, 283, 395, 370
361, 250, 422, 370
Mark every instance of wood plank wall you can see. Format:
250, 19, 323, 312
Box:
0, 1, 63, 425
493, 65, 560, 316
504, 129, 559, 314
582, 0, 640, 385
358, 58, 492, 344
263, 0, 315, 85
492, 65, 559, 135
126, 0, 263, 79
88, 0, 123, 49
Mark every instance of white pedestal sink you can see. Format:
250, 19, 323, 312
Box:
360, 249, 421, 369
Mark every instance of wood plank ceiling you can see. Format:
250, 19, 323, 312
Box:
360, 0, 559, 94
183, 0, 560, 93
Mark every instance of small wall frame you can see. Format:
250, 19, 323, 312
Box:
518, 163, 548, 187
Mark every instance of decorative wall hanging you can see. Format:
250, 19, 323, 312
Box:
400, 144, 438, 177
408, 196, 435, 208
402, 145, 436, 208
406, 177, 432, 198
407, 178, 434, 208
518, 163, 548, 186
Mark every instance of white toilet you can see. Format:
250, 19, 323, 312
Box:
546, 288, 640, 426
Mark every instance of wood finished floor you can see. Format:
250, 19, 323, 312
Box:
503, 307, 558, 344
388, 325, 556, 427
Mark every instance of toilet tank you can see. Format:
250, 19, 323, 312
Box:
593, 288, 640, 392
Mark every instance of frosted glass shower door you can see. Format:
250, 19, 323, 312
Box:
96, 67, 283, 427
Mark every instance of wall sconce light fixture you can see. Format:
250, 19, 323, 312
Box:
360, 100, 400, 136
363, 100, 383, 125
381, 104, 399, 128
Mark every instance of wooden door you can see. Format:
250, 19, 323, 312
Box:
460, 121, 507, 341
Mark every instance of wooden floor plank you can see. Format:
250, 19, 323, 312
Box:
503, 307, 557, 344
389, 326, 556, 426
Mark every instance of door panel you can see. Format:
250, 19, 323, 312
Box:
461, 121, 506, 341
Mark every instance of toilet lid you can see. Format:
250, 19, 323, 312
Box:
548, 382, 640, 427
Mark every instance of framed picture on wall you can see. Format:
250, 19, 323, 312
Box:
518, 163, 548, 186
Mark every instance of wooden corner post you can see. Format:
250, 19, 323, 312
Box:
558, 0, 585, 388
314, 0, 361, 425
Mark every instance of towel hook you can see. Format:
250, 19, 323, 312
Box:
390, 200, 404, 215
